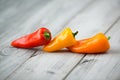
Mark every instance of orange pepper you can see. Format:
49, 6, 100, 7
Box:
68, 33, 110, 53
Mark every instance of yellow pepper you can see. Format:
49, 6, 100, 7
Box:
43, 27, 78, 52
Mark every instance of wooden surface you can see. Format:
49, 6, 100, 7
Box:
0, 0, 120, 80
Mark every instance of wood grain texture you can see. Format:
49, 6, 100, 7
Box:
0, 0, 94, 80
0, 47, 35, 80
65, 0, 120, 79
0, 0, 50, 33
4, 0, 120, 80
0, 0, 51, 79
65, 18, 120, 80
67, 0, 120, 39
0, 0, 120, 80
0, 0, 94, 46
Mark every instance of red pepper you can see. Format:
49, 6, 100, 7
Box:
11, 27, 51, 48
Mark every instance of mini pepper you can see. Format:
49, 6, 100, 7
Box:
43, 27, 78, 52
11, 27, 51, 48
68, 33, 110, 53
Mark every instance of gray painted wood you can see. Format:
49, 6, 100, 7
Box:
0, 47, 35, 80
5, 51, 83, 80
0, 0, 120, 80
0, 0, 50, 33
0, 0, 94, 80
0, 0, 52, 79
67, 0, 120, 39
4, 0, 120, 80
65, 18, 120, 80
0, 0, 93, 46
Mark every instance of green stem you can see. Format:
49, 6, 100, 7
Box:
73, 31, 78, 37
44, 32, 51, 40
107, 36, 111, 40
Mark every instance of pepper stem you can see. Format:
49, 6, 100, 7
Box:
44, 32, 50, 40
73, 31, 78, 37
107, 36, 111, 40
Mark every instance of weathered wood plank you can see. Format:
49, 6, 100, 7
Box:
0, 47, 36, 80
0, 0, 94, 46
0, 0, 50, 33
0, 0, 93, 80
65, 18, 120, 80
5, 0, 120, 80
0, 0, 52, 80
67, 0, 120, 39
5, 51, 84, 80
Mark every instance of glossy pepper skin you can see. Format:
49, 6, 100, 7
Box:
11, 27, 51, 48
43, 27, 77, 52
68, 33, 110, 53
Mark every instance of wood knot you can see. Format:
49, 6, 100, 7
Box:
81, 59, 95, 64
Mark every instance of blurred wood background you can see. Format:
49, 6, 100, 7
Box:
0, 0, 120, 80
